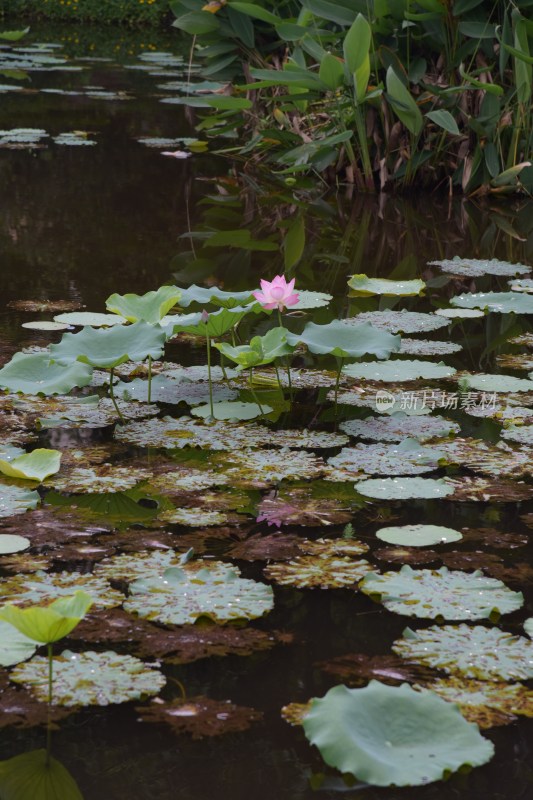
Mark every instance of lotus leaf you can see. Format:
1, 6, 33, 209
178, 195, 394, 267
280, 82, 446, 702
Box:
288, 321, 400, 359
348, 274, 425, 296
525, 619, 533, 638
106, 286, 182, 323
115, 375, 236, 405
21, 320, 70, 331
394, 624, 533, 680
11, 649, 165, 706
360, 565, 522, 620
460, 373, 533, 392
0, 353, 93, 395
136, 696, 262, 738
169, 307, 251, 338
212, 449, 325, 487
0, 620, 38, 666
177, 284, 254, 309
357, 477, 454, 500
400, 338, 462, 355
332, 388, 432, 415
38, 396, 158, 429
291, 290, 332, 309
345, 310, 448, 333
0, 484, 40, 517
509, 278, 533, 292
429, 257, 530, 277
340, 413, 460, 442
450, 291, 533, 313
427, 678, 533, 728
125, 565, 273, 624
214, 327, 294, 370
264, 539, 371, 589
158, 507, 229, 526
301, 682, 493, 787
0, 570, 123, 609
0, 749, 83, 800
434, 308, 485, 319
95, 550, 193, 582
50, 321, 167, 369
0, 448, 61, 482
343, 359, 455, 382
0, 591, 93, 643
53, 312, 128, 327
501, 425, 533, 445
50, 465, 150, 494
191, 402, 273, 421
376, 524, 462, 546
327, 439, 443, 479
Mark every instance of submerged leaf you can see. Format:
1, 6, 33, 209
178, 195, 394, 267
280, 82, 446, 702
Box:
136, 696, 262, 738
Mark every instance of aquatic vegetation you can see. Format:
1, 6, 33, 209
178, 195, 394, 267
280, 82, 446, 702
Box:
375, 524, 462, 547
0, 448, 61, 482
0, 352, 93, 395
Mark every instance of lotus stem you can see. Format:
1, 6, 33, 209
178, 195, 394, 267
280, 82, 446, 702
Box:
248, 368, 265, 416
334, 358, 343, 416
277, 308, 293, 399
46, 642, 53, 764
274, 364, 284, 393
109, 368, 125, 424
147, 355, 153, 404
206, 330, 214, 418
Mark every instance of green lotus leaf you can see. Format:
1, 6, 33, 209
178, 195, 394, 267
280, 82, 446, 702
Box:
0, 484, 40, 518
177, 284, 254, 309
450, 291, 533, 314
11, 649, 166, 706
287, 321, 400, 359
21, 320, 70, 331
509, 278, 533, 293
343, 359, 455, 382
264, 538, 371, 589
327, 438, 444, 479
393, 624, 533, 681
357, 477, 454, 500
106, 285, 181, 323
302, 682, 493, 787
0, 534, 30, 554
0, 570, 123, 610
291, 290, 332, 309
0, 448, 61, 482
524, 618, 533, 638
157, 507, 229, 526
344, 310, 448, 333
0, 353, 93, 395
49, 321, 167, 369
0, 749, 83, 800
53, 312, 128, 327
501, 425, 533, 445
211, 448, 325, 488
94, 550, 193, 582
0, 591, 93, 643
340, 413, 460, 442
169, 306, 252, 338
0, 619, 38, 666
115, 375, 236, 405
400, 338, 462, 356
434, 308, 485, 319
429, 257, 530, 277
125, 564, 273, 624
191, 401, 273, 421
348, 274, 426, 296
360, 565, 523, 620
49, 465, 150, 494
214, 327, 294, 369
461, 373, 533, 392
376, 524, 462, 546
426, 677, 533, 728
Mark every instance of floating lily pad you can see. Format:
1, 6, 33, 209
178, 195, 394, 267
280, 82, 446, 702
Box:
361, 565, 522, 620
11, 650, 165, 706
125, 564, 273, 624
264, 539, 371, 589
462, 527, 527, 549
0, 352, 93, 395
37, 396, 158, 429
148, 468, 223, 493
332, 388, 432, 415
450, 292, 533, 314
434, 308, 485, 319
0, 570, 123, 610
50, 321, 167, 370
191, 401, 272, 421
400, 339, 462, 356
346, 311, 448, 333
54, 132, 96, 146
317, 653, 438, 687
460, 373, 533, 392
429, 257, 530, 277
0, 448, 61, 482
212, 449, 325, 488
50, 465, 150, 494
95, 550, 192, 582
343, 359, 455, 382
301, 681, 493, 787
136, 696, 262, 738
357, 477, 454, 500
226, 533, 302, 561
21, 320, 71, 331
340, 414, 460, 443
158, 508, 229, 526
525, 619, 533, 638
327, 439, 443, 478
0, 128, 48, 148
495, 353, 533, 371
115, 375, 236, 405
348, 275, 425, 296
290, 321, 400, 359
53, 312, 127, 327
8, 301, 83, 315
509, 278, 533, 293
501, 425, 533, 445
374, 546, 439, 565
376, 524, 462, 546
0, 620, 38, 667
393, 624, 533, 680
0, 534, 30, 554
0, 484, 40, 518
426, 678, 533, 729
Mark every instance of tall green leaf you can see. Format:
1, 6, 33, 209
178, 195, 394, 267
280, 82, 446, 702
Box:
343, 13, 372, 74
284, 216, 306, 268
386, 67, 423, 135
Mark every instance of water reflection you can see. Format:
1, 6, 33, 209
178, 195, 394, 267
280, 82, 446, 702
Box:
0, 749, 83, 799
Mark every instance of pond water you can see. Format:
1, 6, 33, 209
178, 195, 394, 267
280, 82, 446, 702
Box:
1, 22, 533, 800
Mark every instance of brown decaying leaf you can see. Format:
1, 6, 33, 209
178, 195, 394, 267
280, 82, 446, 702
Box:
136, 696, 263, 738
94, 528, 203, 554
281, 700, 312, 727
49, 542, 117, 564
0, 507, 109, 548
519, 513, 533, 529
0, 553, 50, 573
440, 551, 503, 571
226, 532, 302, 561
0, 684, 74, 729
446, 477, 533, 502
256, 489, 353, 528
461, 527, 528, 549
373, 547, 440, 565
316, 653, 439, 687
485, 562, 533, 585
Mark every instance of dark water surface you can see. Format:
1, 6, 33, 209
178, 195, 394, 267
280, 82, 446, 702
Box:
1, 23, 533, 800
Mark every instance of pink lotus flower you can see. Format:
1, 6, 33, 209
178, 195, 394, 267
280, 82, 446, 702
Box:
252, 275, 299, 311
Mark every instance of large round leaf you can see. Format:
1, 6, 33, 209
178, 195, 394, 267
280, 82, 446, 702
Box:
361, 565, 523, 620
340, 414, 460, 443
461, 373, 533, 392
430, 257, 530, 277
0, 484, 40, 518
342, 359, 455, 382
327, 439, 444, 478
345, 310, 447, 333
0, 353, 93, 395
450, 291, 533, 314
106, 285, 181, 323
0, 449, 61, 482
54, 312, 128, 327
50, 321, 167, 369
0, 749, 83, 800
0, 619, 38, 666
0, 570, 123, 610
302, 682, 493, 787
348, 275, 425, 296
356, 477, 454, 500
288, 321, 400, 359
376, 524, 462, 546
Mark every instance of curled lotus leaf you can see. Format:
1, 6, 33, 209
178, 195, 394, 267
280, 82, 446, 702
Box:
361, 565, 523, 620
429, 257, 530, 277
50, 321, 167, 370
327, 439, 444, 479
460, 373, 533, 392
340, 413, 460, 443
0, 570, 123, 610
0, 484, 40, 518
53, 312, 128, 327
425, 677, 533, 729
450, 291, 533, 314
346, 310, 448, 334
105, 286, 181, 324
0, 448, 61, 482
136, 696, 262, 738
49, 465, 151, 494
168, 307, 251, 338
264, 539, 371, 589
0, 620, 38, 666
399, 338, 462, 356
301, 681, 493, 787
394, 624, 533, 680
376, 524, 462, 547
157, 507, 229, 526
95, 550, 192, 582
11, 649, 165, 706
0, 353, 93, 395
342, 360, 455, 382
125, 564, 274, 624
115, 375, 237, 405
212, 449, 325, 488
288, 321, 400, 359
348, 274, 425, 296
357, 477, 454, 500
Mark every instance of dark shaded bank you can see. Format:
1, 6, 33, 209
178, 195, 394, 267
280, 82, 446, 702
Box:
0, 0, 170, 26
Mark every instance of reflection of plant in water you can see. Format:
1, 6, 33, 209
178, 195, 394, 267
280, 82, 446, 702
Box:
0, 748, 83, 800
